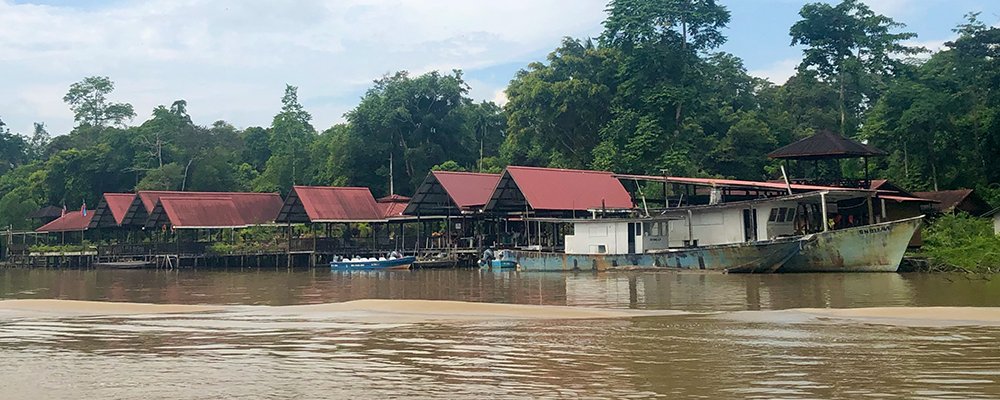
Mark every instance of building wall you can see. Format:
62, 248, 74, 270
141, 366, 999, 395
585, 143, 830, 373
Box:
667, 207, 744, 247
565, 221, 628, 254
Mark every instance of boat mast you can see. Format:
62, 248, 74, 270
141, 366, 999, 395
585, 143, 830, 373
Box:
389, 151, 394, 196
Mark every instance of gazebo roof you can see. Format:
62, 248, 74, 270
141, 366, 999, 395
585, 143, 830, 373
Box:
768, 129, 886, 160
29, 206, 64, 220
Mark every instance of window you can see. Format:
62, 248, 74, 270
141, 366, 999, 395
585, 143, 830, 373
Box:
769, 208, 780, 222
785, 208, 797, 222
777, 208, 787, 222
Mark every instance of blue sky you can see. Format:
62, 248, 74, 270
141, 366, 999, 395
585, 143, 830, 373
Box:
1, 0, 998, 136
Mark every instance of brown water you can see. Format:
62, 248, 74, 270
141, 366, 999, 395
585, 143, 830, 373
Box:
1, 268, 999, 399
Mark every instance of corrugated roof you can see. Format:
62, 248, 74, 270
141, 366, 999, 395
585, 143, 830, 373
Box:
617, 174, 872, 194
35, 209, 94, 233
145, 193, 283, 229
88, 193, 137, 228
377, 194, 411, 203
404, 171, 501, 215
123, 191, 281, 227
377, 194, 411, 219
152, 197, 243, 228
486, 166, 633, 213
433, 171, 500, 209
768, 129, 887, 160
914, 189, 992, 215
276, 186, 383, 223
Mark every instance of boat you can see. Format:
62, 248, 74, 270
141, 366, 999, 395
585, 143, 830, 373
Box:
502, 239, 804, 273
497, 217, 806, 273
330, 255, 416, 270
779, 215, 923, 272
651, 190, 924, 272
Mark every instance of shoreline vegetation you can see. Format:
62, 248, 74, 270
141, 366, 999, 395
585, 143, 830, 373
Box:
916, 214, 1000, 274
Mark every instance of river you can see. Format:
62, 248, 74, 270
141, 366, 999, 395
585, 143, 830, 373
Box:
1, 268, 999, 399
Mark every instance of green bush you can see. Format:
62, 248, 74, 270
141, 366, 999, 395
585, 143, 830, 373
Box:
922, 213, 1000, 273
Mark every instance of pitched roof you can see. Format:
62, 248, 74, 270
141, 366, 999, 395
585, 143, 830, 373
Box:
768, 129, 887, 160
152, 197, 244, 229
376, 194, 411, 219
485, 166, 633, 213
35, 209, 94, 233
914, 189, 993, 215
404, 171, 501, 215
122, 191, 281, 226
276, 186, 383, 223
29, 206, 64, 219
88, 193, 137, 228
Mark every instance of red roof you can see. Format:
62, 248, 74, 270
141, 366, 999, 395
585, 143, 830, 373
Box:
146, 193, 283, 229
125, 191, 282, 226
36, 209, 94, 233
377, 194, 411, 203
619, 174, 872, 193
277, 186, 383, 223
488, 166, 633, 212
433, 171, 501, 209
914, 189, 992, 215
378, 201, 409, 219
104, 193, 135, 225
404, 171, 501, 215
156, 197, 245, 228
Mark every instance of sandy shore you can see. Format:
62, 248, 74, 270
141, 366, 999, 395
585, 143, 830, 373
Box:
0, 299, 224, 316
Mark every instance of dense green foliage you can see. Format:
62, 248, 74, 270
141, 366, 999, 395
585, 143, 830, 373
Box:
0, 0, 997, 230
922, 213, 1000, 273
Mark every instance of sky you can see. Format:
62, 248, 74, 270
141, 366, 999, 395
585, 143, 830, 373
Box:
1, 0, 998, 136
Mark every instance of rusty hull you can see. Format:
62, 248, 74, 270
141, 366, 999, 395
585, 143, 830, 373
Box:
500, 239, 803, 273
779, 216, 924, 273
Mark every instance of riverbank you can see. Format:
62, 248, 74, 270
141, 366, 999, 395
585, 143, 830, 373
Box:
918, 213, 1000, 274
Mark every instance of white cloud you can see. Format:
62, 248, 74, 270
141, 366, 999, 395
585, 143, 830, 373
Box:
493, 90, 509, 107
0, 0, 607, 135
748, 58, 799, 85
861, 0, 916, 19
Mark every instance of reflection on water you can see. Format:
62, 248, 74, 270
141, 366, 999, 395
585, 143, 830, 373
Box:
1, 269, 999, 399
2, 268, 1000, 310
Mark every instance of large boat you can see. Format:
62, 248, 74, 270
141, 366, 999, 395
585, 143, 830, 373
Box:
498, 217, 806, 273
651, 190, 923, 272
780, 215, 923, 272
501, 187, 923, 273
330, 255, 416, 270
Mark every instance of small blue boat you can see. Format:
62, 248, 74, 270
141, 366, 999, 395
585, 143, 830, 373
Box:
330, 256, 416, 270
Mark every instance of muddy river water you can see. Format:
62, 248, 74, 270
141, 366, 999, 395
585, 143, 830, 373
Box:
1, 268, 999, 399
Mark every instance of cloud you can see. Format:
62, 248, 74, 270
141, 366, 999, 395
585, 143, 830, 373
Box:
748, 58, 799, 85
0, 0, 607, 135
861, 0, 916, 19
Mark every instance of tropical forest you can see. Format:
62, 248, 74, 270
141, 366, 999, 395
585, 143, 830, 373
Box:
1, 0, 998, 234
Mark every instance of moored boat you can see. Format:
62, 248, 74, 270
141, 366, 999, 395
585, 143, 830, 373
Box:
779, 215, 923, 272
330, 256, 415, 270
501, 238, 804, 273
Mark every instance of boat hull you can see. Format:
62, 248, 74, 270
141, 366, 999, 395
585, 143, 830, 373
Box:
500, 239, 802, 273
330, 256, 415, 270
779, 216, 923, 273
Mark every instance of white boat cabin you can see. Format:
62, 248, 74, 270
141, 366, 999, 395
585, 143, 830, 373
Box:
664, 190, 873, 247
563, 219, 674, 255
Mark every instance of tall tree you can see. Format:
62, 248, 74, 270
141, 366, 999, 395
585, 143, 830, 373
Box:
601, 0, 730, 129
253, 85, 316, 193
62, 76, 136, 128
790, 0, 921, 135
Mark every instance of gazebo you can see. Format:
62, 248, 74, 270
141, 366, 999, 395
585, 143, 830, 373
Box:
768, 129, 886, 188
